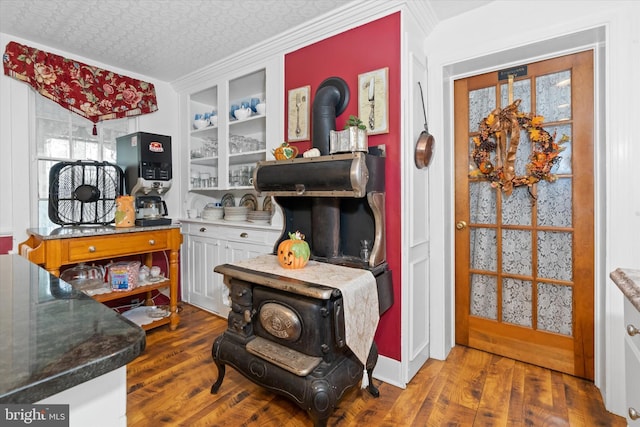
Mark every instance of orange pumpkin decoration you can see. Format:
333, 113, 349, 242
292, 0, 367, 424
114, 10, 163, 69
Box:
277, 231, 310, 269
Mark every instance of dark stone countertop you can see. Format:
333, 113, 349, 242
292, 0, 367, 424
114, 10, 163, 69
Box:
610, 268, 640, 312
0, 254, 146, 403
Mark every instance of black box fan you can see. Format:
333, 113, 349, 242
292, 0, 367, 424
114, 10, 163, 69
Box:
48, 160, 124, 226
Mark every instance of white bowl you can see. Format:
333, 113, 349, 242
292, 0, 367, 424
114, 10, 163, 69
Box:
193, 119, 208, 129
234, 108, 252, 120
255, 103, 266, 115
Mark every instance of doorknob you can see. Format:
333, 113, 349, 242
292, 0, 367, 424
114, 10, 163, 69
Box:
456, 220, 467, 230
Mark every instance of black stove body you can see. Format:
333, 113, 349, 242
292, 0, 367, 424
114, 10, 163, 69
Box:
210, 77, 393, 427
211, 152, 393, 427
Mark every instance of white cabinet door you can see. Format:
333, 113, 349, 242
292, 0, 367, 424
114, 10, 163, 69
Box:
186, 234, 229, 316
625, 298, 640, 423
182, 230, 230, 317
625, 341, 640, 424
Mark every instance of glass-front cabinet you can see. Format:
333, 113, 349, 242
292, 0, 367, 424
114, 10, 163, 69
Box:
186, 64, 280, 193
227, 70, 267, 189
189, 85, 219, 190
178, 59, 284, 317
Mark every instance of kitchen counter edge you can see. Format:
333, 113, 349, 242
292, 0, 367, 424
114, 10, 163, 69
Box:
610, 268, 640, 312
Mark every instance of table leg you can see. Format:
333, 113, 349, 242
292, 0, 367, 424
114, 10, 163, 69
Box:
169, 248, 180, 330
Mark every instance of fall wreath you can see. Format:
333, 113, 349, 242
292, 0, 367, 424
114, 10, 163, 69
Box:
470, 99, 567, 195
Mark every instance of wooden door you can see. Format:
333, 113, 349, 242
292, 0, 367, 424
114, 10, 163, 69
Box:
454, 51, 594, 379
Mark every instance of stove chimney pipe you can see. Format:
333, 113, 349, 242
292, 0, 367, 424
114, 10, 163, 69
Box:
310, 77, 350, 259
312, 77, 349, 155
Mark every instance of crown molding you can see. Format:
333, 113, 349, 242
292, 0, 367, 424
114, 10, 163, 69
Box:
171, 0, 431, 93
408, 0, 438, 33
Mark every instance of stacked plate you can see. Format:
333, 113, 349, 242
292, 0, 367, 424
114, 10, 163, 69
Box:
247, 210, 272, 224
202, 206, 223, 220
224, 206, 249, 221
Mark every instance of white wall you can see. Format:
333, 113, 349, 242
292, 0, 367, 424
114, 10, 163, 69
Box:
0, 33, 181, 250
424, 0, 640, 416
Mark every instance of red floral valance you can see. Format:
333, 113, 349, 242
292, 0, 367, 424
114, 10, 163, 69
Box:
3, 41, 158, 132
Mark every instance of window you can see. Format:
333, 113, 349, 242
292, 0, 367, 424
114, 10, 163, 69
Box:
35, 96, 131, 227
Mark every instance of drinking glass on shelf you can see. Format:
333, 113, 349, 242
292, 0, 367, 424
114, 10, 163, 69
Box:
241, 166, 251, 186
200, 172, 210, 187
191, 171, 201, 188
241, 138, 252, 153
229, 169, 241, 187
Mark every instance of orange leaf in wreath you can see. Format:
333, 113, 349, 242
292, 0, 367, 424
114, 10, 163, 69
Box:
529, 129, 542, 140
531, 115, 545, 126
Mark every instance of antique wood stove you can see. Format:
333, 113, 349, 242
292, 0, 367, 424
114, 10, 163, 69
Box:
210, 77, 393, 427
211, 152, 393, 426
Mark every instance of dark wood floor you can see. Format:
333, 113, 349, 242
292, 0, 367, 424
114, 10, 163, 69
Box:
126, 304, 625, 426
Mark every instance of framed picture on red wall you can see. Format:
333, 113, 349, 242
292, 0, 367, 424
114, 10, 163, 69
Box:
358, 67, 389, 135
287, 85, 310, 142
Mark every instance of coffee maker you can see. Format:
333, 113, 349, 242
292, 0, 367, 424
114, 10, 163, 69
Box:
116, 132, 172, 226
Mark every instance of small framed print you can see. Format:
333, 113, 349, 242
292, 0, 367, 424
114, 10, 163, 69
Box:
358, 67, 389, 135
287, 85, 310, 142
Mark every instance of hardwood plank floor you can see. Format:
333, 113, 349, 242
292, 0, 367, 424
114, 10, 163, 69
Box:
127, 304, 625, 426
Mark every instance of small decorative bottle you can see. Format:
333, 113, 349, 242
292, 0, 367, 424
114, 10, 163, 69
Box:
360, 239, 371, 263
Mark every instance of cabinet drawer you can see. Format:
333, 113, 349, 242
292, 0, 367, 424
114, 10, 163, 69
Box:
217, 227, 276, 244
183, 223, 222, 239
66, 232, 169, 262
182, 223, 278, 245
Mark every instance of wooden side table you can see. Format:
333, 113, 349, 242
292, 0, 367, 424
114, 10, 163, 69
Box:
19, 226, 183, 331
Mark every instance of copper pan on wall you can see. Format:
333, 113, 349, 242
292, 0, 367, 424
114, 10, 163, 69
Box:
414, 82, 434, 169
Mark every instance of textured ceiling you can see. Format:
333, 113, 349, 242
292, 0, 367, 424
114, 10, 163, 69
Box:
0, 0, 491, 82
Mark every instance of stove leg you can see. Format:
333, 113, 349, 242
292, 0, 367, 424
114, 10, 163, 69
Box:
211, 336, 226, 394
311, 415, 328, 427
210, 361, 225, 394
365, 341, 380, 398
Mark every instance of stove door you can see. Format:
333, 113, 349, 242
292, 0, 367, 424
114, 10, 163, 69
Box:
253, 287, 345, 358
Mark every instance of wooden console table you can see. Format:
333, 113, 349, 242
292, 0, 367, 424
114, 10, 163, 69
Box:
19, 225, 182, 331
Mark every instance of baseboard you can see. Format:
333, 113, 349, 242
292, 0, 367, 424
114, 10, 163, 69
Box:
372, 354, 406, 389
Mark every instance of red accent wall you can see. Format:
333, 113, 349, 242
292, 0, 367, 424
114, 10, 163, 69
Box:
284, 13, 401, 360
0, 236, 12, 255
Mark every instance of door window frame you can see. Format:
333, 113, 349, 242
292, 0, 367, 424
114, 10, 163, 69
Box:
438, 27, 606, 381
